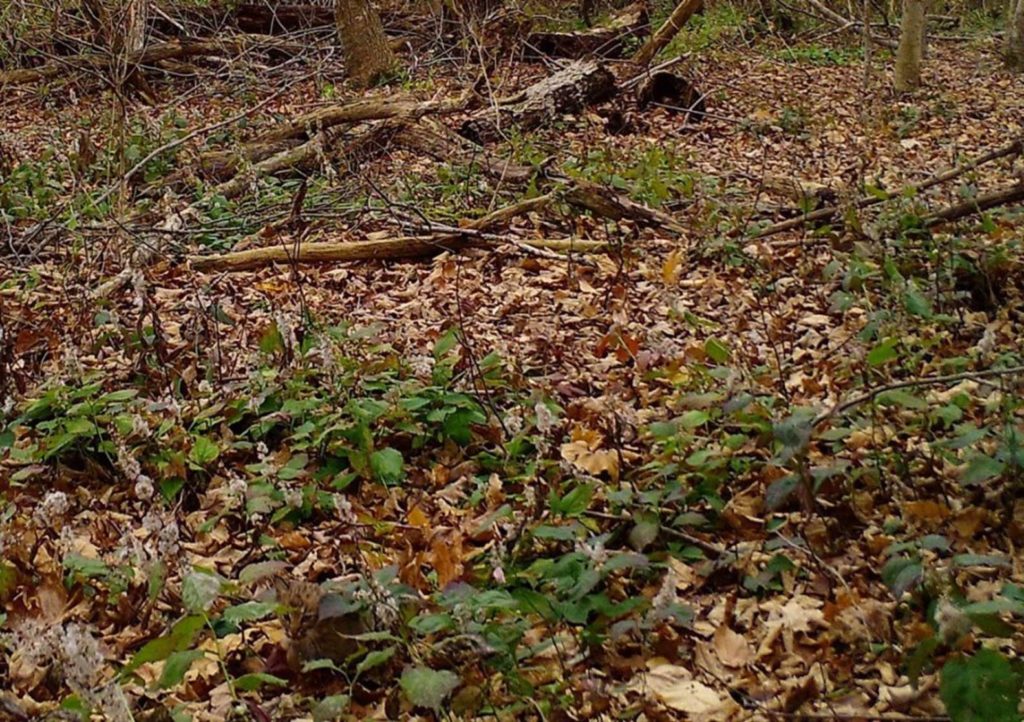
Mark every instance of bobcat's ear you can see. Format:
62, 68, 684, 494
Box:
270, 575, 289, 601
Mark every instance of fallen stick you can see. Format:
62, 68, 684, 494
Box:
750, 137, 1024, 238
812, 364, 1024, 427
187, 194, 607, 271
632, 0, 704, 67
923, 183, 1024, 226
188, 235, 607, 271
0, 36, 296, 86
561, 177, 688, 235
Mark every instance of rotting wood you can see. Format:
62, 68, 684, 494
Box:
561, 177, 687, 235
525, 3, 650, 60
459, 60, 617, 144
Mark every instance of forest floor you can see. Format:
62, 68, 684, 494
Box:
2, 6, 1024, 721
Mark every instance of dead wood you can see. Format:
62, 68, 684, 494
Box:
143, 95, 467, 195
187, 195, 607, 271
632, 0, 704, 66
562, 178, 687, 234
392, 120, 537, 184
392, 120, 686, 235
206, 122, 394, 200
253, 92, 472, 145
751, 137, 1024, 238
188, 235, 607, 271
235, 4, 334, 33
0, 36, 298, 86
924, 183, 1024, 226
459, 60, 617, 143
525, 3, 650, 60
635, 70, 705, 120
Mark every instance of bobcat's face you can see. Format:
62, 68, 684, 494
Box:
271, 576, 367, 668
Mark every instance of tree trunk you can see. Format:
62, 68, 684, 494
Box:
894, 0, 925, 91
335, 0, 396, 88
1007, 0, 1024, 70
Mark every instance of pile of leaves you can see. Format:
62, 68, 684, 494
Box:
2, 1, 1024, 720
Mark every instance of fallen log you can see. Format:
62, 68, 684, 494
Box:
142, 95, 467, 195
254, 91, 471, 145
750, 136, 1024, 238
924, 183, 1024, 227
459, 60, 617, 143
188, 194, 604, 271
392, 119, 686, 235
392, 120, 537, 184
525, 3, 650, 60
562, 178, 687, 234
632, 0, 704, 66
206, 122, 394, 200
0, 36, 297, 86
635, 70, 705, 121
188, 235, 608, 271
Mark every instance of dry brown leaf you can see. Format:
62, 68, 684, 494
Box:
560, 426, 619, 481
643, 664, 724, 713
713, 625, 753, 668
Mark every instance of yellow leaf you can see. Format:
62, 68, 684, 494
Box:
662, 249, 685, 285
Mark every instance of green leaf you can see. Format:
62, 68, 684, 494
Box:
234, 673, 288, 691
221, 601, 277, 624
953, 554, 1011, 569
877, 389, 928, 410
881, 556, 922, 597
867, 339, 899, 366
63, 553, 109, 579
433, 329, 458, 358
238, 560, 290, 585
356, 646, 396, 676
123, 616, 204, 675
370, 447, 404, 485
181, 570, 224, 613
400, 666, 461, 712
628, 512, 660, 551
940, 649, 1023, 722
765, 475, 800, 511
189, 435, 219, 466
312, 695, 351, 722
904, 284, 933, 318
554, 484, 594, 517
704, 337, 730, 364
259, 322, 284, 354
0, 428, 15, 449
157, 650, 204, 689
679, 410, 710, 429
962, 455, 1004, 485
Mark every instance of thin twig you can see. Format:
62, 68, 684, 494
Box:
813, 365, 1024, 427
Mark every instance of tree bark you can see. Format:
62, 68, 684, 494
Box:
335, 0, 396, 88
894, 0, 925, 91
1007, 0, 1024, 70
632, 0, 704, 67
